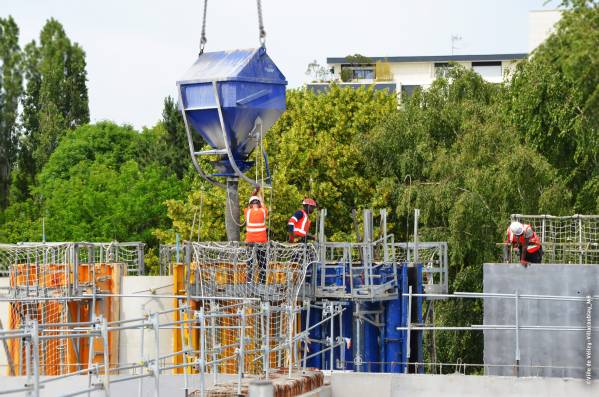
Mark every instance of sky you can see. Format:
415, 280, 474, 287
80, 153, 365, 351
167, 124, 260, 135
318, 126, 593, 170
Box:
4, 0, 558, 130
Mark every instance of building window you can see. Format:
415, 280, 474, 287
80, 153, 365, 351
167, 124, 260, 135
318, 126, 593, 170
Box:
472, 61, 502, 81
434, 62, 453, 78
340, 65, 375, 82
353, 68, 375, 80
401, 85, 421, 97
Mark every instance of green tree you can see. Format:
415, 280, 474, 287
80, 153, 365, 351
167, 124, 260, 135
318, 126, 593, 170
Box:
0, 122, 185, 248
364, 67, 571, 370
506, 1, 599, 212
155, 96, 192, 179
0, 199, 41, 243
305, 60, 330, 83
267, 86, 396, 241
344, 54, 372, 65
12, 18, 89, 199
156, 86, 397, 243
0, 16, 23, 209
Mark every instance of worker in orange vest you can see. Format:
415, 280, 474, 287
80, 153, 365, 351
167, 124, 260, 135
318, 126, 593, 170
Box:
244, 188, 268, 282
505, 221, 543, 267
244, 188, 268, 244
287, 198, 318, 243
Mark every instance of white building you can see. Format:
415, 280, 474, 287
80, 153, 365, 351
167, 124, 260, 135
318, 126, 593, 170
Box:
529, 9, 563, 52
312, 53, 525, 95
308, 10, 562, 95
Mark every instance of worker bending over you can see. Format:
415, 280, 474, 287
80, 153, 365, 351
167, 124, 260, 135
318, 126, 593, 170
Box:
288, 198, 318, 243
505, 221, 543, 267
245, 188, 268, 282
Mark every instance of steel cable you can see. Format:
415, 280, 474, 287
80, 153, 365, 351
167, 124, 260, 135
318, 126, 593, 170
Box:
257, 0, 266, 46
199, 0, 208, 54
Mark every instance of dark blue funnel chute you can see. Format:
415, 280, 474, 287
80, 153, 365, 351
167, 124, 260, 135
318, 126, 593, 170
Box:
177, 47, 287, 187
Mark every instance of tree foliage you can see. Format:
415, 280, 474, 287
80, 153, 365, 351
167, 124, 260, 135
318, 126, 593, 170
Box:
12, 18, 89, 200
0, 16, 23, 209
156, 86, 397, 244
0, 122, 184, 246
305, 60, 330, 83
506, 1, 599, 212
155, 96, 193, 179
344, 54, 372, 65
364, 67, 571, 367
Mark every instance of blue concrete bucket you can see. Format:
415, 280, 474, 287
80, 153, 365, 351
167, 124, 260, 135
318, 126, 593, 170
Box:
177, 47, 287, 179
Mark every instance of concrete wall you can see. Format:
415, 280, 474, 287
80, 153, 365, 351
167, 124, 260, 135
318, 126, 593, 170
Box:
502, 59, 519, 80
0, 372, 596, 396
390, 62, 433, 86
0, 374, 239, 396
330, 372, 599, 397
483, 263, 598, 379
118, 276, 175, 367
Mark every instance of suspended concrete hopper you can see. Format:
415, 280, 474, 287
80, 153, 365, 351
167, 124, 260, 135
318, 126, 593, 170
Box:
177, 47, 287, 183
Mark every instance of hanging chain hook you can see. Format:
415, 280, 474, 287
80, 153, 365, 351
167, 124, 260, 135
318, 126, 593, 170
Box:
257, 0, 266, 47
199, 0, 208, 55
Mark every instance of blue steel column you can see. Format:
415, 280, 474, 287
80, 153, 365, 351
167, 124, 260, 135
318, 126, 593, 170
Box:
307, 306, 322, 368
362, 301, 381, 372
340, 302, 354, 370
384, 298, 403, 372
416, 264, 424, 373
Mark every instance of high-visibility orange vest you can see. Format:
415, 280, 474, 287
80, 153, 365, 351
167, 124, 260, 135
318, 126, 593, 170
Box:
244, 207, 268, 243
506, 224, 542, 253
288, 209, 311, 238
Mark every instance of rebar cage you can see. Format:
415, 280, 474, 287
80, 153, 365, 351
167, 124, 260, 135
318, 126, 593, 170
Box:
169, 241, 317, 380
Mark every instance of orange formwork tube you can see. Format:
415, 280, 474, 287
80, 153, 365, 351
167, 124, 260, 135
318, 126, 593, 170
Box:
6, 263, 123, 376
172, 262, 200, 374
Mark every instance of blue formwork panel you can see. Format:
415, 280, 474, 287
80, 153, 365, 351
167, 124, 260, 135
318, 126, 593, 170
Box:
340, 301, 354, 370
305, 306, 323, 369
357, 301, 381, 373
383, 298, 403, 372
305, 301, 354, 371
384, 263, 408, 372
369, 262, 395, 286
303, 261, 424, 374
321, 262, 346, 288
415, 264, 424, 373
177, 48, 287, 176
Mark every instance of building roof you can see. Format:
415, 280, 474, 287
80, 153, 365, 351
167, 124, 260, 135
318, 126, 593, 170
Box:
327, 53, 528, 64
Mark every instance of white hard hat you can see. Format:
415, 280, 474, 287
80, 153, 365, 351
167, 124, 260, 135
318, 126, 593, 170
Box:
248, 196, 261, 204
509, 221, 524, 236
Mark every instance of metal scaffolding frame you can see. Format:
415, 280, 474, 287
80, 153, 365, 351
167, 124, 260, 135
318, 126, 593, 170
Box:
0, 241, 317, 396
0, 242, 145, 277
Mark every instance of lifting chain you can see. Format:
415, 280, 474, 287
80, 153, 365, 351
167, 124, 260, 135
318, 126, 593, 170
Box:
256, 0, 266, 47
199, 0, 266, 55
199, 0, 208, 54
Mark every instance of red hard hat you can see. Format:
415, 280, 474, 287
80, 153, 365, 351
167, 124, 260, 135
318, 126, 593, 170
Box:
302, 198, 317, 207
